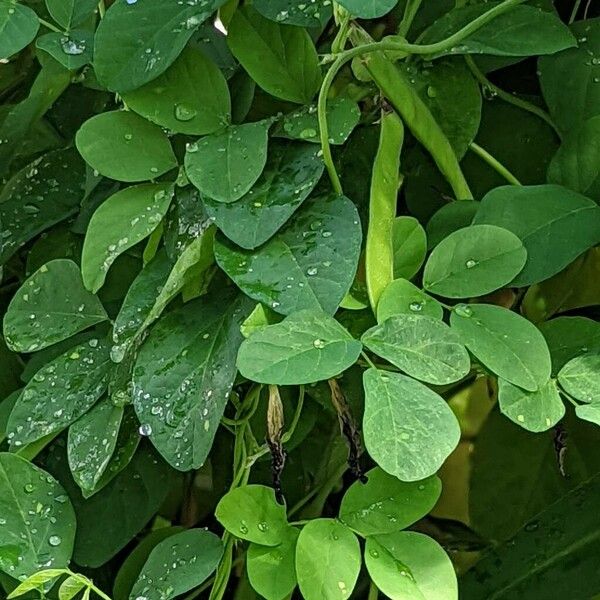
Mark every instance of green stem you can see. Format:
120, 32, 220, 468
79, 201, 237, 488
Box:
360, 351, 378, 370
281, 385, 305, 444
318, 0, 529, 193
569, 0, 582, 23
398, 0, 423, 37
464, 56, 560, 136
469, 142, 522, 186
38, 17, 61, 33
98, 0, 106, 19
368, 580, 379, 600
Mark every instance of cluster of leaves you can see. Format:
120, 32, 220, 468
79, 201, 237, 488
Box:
1, 0, 600, 598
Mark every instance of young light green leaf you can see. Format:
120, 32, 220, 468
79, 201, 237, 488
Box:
227, 7, 321, 104
68, 398, 124, 494
422, 4, 575, 58
575, 403, 600, 426
498, 378, 565, 433
0, 0, 39, 60
237, 309, 362, 385
36, 31, 93, 71
247, 531, 298, 600
450, 303, 551, 391
362, 314, 470, 385
336, 0, 397, 19
6, 569, 66, 598
423, 225, 527, 298
339, 467, 441, 536
392, 216, 427, 280
58, 575, 86, 600
129, 529, 223, 600
133, 292, 251, 471
76, 111, 177, 182
7, 338, 111, 446
0, 148, 86, 265
45, 0, 96, 29
123, 47, 231, 136
214, 193, 362, 315
377, 279, 444, 324
94, 0, 227, 92
547, 116, 600, 195
3, 260, 108, 353
215, 485, 289, 546
363, 369, 460, 481
253, 0, 331, 27
472, 185, 600, 286
558, 354, 600, 404
185, 119, 271, 203
204, 141, 324, 249
81, 184, 173, 293
365, 531, 457, 600
539, 19, 600, 135
0, 453, 76, 580
274, 97, 361, 146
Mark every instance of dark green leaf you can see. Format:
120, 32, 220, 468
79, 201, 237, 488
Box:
0, 0, 39, 60
363, 369, 461, 481
76, 111, 177, 182
227, 7, 321, 104
185, 119, 271, 203
253, 0, 332, 27
392, 217, 427, 281
336, 0, 397, 19
0, 453, 76, 579
214, 193, 362, 315
45, 0, 96, 29
237, 309, 362, 385
3, 260, 108, 353
376, 279, 444, 324
426, 201, 479, 250
36, 31, 93, 71
203, 141, 324, 249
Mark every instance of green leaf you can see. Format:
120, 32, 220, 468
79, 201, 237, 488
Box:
247, 527, 299, 600
575, 403, 600, 426
498, 378, 565, 432
365, 531, 457, 600
339, 467, 441, 536
0, 148, 86, 265
377, 279, 444, 324
422, 4, 576, 58
7, 338, 111, 446
539, 19, 600, 135
76, 111, 177, 182
185, 119, 271, 203
426, 201, 479, 250
3, 260, 108, 353
461, 473, 600, 599
558, 355, 600, 404
472, 185, 600, 287
45, 443, 179, 568
203, 141, 324, 249
36, 31, 93, 71
215, 485, 289, 546
400, 57, 482, 159
336, 0, 397, 19
123, 47, 231, 136
94, 0, 227, 92
227, 7, 321, 104
133, 292, 251, 471
237, 309, 362, 385
253, 0, 332, 27
450, 303, 551, 391
129, 529, 223, 600
0, 0, 39, 60
81, 184, 174, 293
274, 97, 361, 146
58, 576, 86, 600
0, 453, 76, 579
295, 519, 361, 600
539, 316, 600, 375
392, 217, 427, 280
423, 225, 527, 298
7, 569, 67, 598
45, 0, 96, 29
363, 369, 460, 481
214, 193, 362, 315
547, 116, 600, 194
362, 314, 470, 385
68, 398, 124, 494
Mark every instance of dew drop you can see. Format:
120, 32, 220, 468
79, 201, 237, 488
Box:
48, 535, 61, 547
409, 301, 423, 312
139, 423, 153, 436
174, 104, 197, 121
60, 37, 86, 56
454, 304, 473, 318
465, 259, 477, 269
24, 484, 34, 493
313, 338, 325, 349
